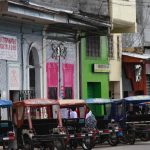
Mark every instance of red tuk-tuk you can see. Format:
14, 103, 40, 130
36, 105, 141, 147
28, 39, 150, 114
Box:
57, 99, 96, 150
13, 98, 67, 150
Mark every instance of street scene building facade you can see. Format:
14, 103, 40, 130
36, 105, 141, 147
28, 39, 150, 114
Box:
122, 0, 150, 97
0, 0, 112, 102
3, 1, 150, 150
0, 0, 139, 116
109, 0, 137, 99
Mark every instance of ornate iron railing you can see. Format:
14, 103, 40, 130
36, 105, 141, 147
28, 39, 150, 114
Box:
10, 90, 35, 101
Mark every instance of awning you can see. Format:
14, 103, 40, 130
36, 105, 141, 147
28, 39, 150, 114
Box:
122, 52, 150, 60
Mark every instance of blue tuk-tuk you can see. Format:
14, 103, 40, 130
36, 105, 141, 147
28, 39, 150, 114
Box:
114, 95, 150, 142
0, 99, 15, 149
85, 98, 118, 146
111, 98, 137, 144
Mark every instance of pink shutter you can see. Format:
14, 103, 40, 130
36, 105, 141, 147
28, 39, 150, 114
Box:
46, 62, 58, 97
63, 64, 74, 98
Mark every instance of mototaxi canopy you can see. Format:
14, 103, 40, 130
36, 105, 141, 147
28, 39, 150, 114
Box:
124, 95, 150, 104
85, 98, 112, 104
13, 98, 58, 108
0, 99, 12, 108
85, 98, 112, 116
58, 99, 86, 108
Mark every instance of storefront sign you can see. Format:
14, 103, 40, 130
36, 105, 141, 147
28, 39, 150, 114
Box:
93, 64, 110, 73
0, 34, 17, 61
135, 64, 142, 82
8, 64, 21, 90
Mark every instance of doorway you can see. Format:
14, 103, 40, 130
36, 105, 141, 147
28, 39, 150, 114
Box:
87, 82, 101, 98
29, 48, 41, 98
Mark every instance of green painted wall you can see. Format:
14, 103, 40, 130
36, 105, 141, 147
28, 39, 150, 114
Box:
80, 36, 109, 116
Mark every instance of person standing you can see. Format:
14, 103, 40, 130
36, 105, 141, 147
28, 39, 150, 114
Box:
85, 106, 97, 129
70, 107, 78, 118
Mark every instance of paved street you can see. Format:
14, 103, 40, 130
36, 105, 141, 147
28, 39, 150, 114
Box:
1, 141, 150, 150
91, 141, 150, 150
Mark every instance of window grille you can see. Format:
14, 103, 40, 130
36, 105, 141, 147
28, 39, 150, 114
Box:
64, 87, 73, 99
86, 36, 100, 57
48, 87, 57, 99
117, 36, 120, 60
109, 35, 114, 59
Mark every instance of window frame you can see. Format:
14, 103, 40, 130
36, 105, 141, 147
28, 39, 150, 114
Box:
86, 35, 101, 58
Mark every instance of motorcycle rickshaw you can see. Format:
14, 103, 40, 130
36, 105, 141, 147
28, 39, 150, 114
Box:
111, 99, 136, 144
132, 100, 150, 141
0, 99, 15, 149
13, 98, 67, 150
57, 99, 95, 150
85, 98, 118, 146
121, 95, 150, 142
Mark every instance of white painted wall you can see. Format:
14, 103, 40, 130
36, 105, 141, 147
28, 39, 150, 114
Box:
110, 0, 137, 33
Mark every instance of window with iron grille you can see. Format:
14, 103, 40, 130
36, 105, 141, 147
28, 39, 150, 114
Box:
48, 87, 57, 99
86, 35, 100, 57
64, 87, 73, 99
109, 35, 114, 59
117, 36, 120, 60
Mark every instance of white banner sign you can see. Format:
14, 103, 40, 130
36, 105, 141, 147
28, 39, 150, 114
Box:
0, 34, 17, 61
8, 65, 21, 90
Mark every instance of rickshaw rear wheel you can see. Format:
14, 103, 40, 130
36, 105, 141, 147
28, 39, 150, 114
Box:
81, 137, 92, 150
70, 139, 78, 149
108, 132, 118, 146
23, 136, 34, 150
126, 130, 135, 145
53, 140, 64, 150
140, 133, 149, 141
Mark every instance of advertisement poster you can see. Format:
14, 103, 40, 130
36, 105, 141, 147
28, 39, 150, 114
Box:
8, 64, 21, 90
0, 34, 18, 61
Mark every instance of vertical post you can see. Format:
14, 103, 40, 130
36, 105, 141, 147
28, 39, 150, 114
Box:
51, 43, 67, 100
58, 51, 61, 99
42, 28, 47, 98
20, 24, 24, 90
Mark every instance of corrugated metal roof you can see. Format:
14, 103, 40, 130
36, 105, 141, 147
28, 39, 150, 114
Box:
122, 52, 150, 60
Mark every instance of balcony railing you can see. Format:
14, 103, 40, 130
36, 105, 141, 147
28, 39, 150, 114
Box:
10, 90, 35, 101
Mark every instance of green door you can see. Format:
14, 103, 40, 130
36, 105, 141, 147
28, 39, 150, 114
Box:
87, 82, 104, 116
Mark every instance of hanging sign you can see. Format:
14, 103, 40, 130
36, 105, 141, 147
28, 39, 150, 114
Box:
135, 64, 142, 82
0, 34, 17, 61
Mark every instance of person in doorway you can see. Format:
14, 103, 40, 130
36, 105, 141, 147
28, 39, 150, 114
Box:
70, 107, 78, 118
85, 106, 97, 129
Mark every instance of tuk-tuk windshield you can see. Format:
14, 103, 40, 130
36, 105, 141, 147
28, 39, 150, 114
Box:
24, 106, 52, 120
0, 99, 12, 120
60, 106, 85, 119
0, 108, 11, 120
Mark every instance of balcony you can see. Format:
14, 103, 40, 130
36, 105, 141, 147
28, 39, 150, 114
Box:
110, 0, 137, 33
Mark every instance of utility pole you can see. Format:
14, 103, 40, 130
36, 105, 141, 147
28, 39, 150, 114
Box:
51, 42, 67, 99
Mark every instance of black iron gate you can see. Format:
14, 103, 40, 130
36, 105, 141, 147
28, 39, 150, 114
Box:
10, 90, 35, 101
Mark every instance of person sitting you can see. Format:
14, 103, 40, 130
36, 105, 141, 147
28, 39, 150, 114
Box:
70, 107, 78, 118
85, 106, 97, 129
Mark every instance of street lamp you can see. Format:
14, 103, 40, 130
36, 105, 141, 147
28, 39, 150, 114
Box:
51, 43, 67, 99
